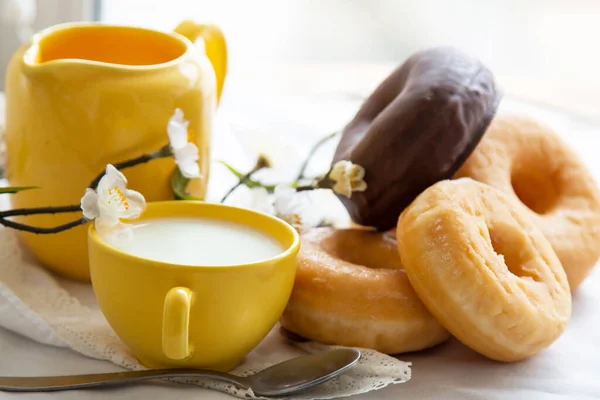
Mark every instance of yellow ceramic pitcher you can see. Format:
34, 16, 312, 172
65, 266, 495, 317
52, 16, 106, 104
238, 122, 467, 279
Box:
4, 21, 227, 281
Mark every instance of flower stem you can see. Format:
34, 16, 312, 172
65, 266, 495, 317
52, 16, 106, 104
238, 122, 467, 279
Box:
220, 156, 271, 203
294, 176, 334, 192
295, 169, 335, 192
88, 144, 171, 189
0, 216, 89, 234
295, 131, 339, 182
295, 185, 315, 192
0, 204, 81, 218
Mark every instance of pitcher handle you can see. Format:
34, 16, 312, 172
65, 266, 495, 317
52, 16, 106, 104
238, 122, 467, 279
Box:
162, 287, 194, 360
174, 20, 227, 103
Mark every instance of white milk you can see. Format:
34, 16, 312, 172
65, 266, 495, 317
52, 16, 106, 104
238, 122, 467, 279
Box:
108, 217, 284, 266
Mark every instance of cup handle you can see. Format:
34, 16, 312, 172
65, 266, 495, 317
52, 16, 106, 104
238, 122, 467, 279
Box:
162, 287, 194, 360
174, 20, 227, 103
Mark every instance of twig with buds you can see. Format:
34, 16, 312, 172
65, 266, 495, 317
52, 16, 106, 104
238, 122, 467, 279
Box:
220, 155, 272, 203
219, 131, 367, 202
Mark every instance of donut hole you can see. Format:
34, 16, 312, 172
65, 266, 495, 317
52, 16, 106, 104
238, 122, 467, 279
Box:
511, 165, 560, 215
321, 229, 403, 270
488, 222, 542, 282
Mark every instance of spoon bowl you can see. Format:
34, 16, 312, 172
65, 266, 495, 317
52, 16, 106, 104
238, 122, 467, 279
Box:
247, 348, 361, 396
0, 348, 361, 397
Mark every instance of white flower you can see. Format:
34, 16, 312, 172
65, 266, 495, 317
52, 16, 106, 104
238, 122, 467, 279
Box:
329, 160, 367, 198
273, 185, 306, 228
167, 108, 202, 179
80, 164, 146, 236
237, 186, 275, 215
224, 185, 318, 229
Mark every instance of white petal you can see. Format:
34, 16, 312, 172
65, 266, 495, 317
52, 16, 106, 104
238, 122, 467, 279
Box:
275, 185, 310, 218
333, 181, 352, 198
329, 160, 350, 183
95, 220, 133, 245
167, 108, 189, 150
300, 208, 322, 228
351, 164, 365, 180
80, 189, 100, 220
335, 160, 352, 170
174, 142, 200, 162
106, 164, 127, 184
98, 164, 128, 199
352, 180, 368, 192
274, 184, 295, 197
248, 187, 274, 214
177, 160, 202, 179
225, 186, 274, 215
173, 143, 201, 178
96, 167, 111, 195
273, 185, 296, 213
97, 200, 122, 225
120, 188, 146, 220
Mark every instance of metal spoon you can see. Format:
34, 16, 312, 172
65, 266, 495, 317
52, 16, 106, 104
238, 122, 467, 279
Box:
0, 348, 360, 396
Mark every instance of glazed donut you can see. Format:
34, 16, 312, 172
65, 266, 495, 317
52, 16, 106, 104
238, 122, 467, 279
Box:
455, 114, 600, 290
280, 228, 449, 354
397, 179, 572, 362
332, 46, 501, 230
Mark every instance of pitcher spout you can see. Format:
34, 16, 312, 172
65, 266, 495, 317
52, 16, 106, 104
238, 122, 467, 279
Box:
21, 39, 41, 71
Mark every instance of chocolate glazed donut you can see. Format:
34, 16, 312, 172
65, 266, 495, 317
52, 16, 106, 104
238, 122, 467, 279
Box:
333, 46, 502, 230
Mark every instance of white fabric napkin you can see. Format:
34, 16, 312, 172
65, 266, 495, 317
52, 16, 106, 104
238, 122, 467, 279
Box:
0, 107, 411, 399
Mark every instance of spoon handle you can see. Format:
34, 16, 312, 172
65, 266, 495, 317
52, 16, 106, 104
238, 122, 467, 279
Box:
0, 368, 249, 392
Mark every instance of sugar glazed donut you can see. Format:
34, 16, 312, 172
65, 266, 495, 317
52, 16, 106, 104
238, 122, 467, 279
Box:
455, 114, 600, 290
397, 179, 572, 362
332, 46, 501, 230
280, 228, 450, 354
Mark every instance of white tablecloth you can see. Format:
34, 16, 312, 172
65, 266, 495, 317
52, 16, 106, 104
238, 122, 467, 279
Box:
1, 83, 600, 399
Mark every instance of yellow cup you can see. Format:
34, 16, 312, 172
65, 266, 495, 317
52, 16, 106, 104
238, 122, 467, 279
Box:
88, 201, 300, 371
5, 20, 227, 281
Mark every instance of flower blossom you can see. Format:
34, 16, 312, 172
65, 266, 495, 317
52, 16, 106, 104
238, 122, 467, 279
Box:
80, 164, 146, 236
272, 185, 307, 228
225, 185, 318, 230
329, 160, 367, 198
167, 108, 202, 179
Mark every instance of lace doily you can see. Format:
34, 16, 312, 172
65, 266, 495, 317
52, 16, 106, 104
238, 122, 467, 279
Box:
0, 228, 410, 398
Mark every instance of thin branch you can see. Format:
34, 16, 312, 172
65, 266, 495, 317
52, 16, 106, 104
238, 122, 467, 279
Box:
0, 216, 89, 234
0, 204, 81, 217
295, 173, 335, 192
295, 184, 316, 192
220, 169, 261, 203
220, 156, 271, 203
88, 144, 171, 189
295, 131, 339, 182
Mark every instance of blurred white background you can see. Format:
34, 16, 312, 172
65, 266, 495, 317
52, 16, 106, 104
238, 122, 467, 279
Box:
1, 0, 600, 117
0, 0, 599, 86
99, 0, 600, 90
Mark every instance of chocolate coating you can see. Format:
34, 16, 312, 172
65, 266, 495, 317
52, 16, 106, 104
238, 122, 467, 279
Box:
332, 46, 501, 230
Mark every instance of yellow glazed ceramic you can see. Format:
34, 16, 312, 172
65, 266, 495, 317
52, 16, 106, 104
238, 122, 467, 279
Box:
88, 201, 300, 371
4, 21, 227, 282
